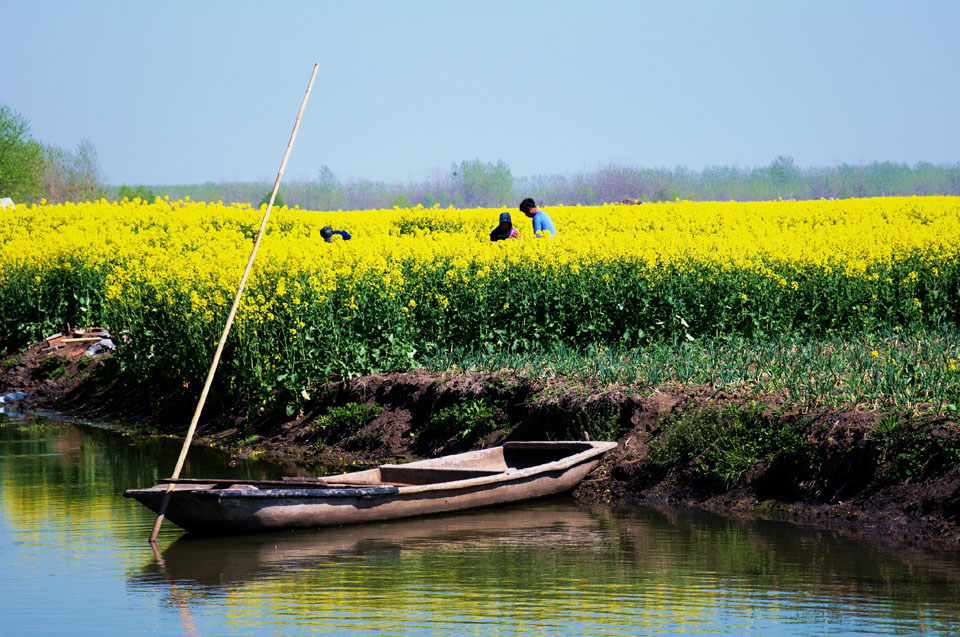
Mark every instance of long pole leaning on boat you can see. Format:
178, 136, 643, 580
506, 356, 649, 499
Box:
148, 62, 319, 543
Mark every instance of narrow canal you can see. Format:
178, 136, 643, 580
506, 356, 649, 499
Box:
2, 410, 960, 635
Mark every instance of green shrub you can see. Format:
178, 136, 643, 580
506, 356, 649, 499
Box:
36, 355, 69, 380
870, 415, 960, 480
314, 402, 383, 447
647, 402, 770, 489
416, 398, 499, 443
572, 401, 626, 442
117, 184, 156, 202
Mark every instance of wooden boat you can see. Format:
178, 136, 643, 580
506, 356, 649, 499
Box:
124, 440, 616, 535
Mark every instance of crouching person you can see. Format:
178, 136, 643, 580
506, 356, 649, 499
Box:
489, 212, 520, 241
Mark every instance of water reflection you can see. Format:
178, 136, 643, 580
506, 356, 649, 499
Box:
4, 412, 960, 635
134, 500, 606, 590
129, 501, 960, 634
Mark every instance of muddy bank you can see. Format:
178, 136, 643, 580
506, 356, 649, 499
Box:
2, 340, 959, 551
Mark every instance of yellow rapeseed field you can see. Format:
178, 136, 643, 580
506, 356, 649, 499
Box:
1, 196, 957, 410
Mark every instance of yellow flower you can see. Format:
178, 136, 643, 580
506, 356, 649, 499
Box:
870, 350, 879, 358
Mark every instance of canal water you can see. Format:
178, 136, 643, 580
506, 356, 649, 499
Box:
3, 410, 960, 635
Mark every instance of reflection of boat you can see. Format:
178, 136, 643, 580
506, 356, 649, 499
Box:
132, 500, 607, 590
124, 441, 616, 535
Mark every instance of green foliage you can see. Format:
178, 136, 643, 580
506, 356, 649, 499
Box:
313, 402, 383, 447
646, 402, 960, 491
0, 104, 45, 202
415, 398, 499, 443
259, 190, 285, 209
1, 351, 27, 369
116, 184, 156, 202
870, 416, 960, 481
646, 402, 814, 490
36, 355, 69, 380
560, 401, 626, 442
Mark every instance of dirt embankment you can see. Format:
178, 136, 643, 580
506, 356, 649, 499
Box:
3, 338, 959, 551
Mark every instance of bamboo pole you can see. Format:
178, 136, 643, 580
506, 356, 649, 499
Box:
149, 62, 319, 543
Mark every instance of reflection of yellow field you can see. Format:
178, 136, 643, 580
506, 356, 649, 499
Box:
0, 423, 144, 541
189, 503, 960, 633
139, 500, 727, 632
139, 499, 608, 588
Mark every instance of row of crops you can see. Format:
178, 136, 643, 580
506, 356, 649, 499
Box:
1, 196, 958, 415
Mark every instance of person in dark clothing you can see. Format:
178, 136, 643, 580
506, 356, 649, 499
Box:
489, 212, 520, 242
320, 226, 351, 242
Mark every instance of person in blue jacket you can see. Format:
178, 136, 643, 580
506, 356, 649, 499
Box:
519, 198, 557, 238
320, 226, 351, 242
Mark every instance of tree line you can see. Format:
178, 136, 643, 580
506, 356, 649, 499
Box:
150, 156, 960, 210
3, 103, 958, 208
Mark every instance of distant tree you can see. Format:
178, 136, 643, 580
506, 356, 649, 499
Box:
391, 193, 411, 208
316, 165, 347, 210
806, 166, 838, 199
40, 138, 105, 204
0, 104, 45, 202
836, 163, 867, 198
767, 155, 799, 196
116, 184, 156, 201
345, 178, 389, 209
259, 190, 285, 208
452, 159, 513, 207
864, 161, 910, 197
948, 166, 960, 196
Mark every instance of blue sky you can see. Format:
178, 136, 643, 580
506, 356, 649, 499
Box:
4, 0, 958, 186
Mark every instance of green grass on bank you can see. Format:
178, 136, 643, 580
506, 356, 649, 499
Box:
423, 328, 960, 415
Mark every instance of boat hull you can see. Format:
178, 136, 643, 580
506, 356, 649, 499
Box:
125, 441, 616, 535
